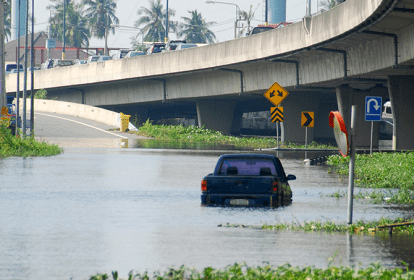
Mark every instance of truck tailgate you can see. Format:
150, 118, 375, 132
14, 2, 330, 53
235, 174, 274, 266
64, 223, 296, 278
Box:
206, 176, 273, 194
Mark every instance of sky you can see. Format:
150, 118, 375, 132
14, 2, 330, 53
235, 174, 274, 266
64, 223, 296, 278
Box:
29, 0, 321, 49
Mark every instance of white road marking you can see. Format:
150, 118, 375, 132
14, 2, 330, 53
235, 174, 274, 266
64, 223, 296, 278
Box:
36, 112, 128, 139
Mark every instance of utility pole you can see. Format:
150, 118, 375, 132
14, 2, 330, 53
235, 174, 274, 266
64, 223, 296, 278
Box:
30, 0, 34, 136
16, 0, 21, 136
22, 0, 29, 137
62, 0, 66, 60
0, 0, 5, 108
165, 0, 169, 43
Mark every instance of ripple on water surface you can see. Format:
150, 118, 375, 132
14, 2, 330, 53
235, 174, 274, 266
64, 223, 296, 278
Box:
0, 148, 413, 279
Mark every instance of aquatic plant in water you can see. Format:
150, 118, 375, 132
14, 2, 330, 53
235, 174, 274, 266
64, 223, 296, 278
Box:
90, 261, 414, 279
0, 122, 62, 157
135, 120, 337, 150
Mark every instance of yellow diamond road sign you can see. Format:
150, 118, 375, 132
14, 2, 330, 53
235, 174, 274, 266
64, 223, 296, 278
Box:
263, 82, 290, 106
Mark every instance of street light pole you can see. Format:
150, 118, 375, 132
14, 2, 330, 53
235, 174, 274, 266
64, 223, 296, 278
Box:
205, 0, 240, 39
62, 0, 66, 60
165, 0, 169, 43
0, 0, 5, 109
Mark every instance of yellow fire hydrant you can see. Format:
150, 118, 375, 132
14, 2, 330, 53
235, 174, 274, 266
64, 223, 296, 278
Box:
120, 112, 131, 132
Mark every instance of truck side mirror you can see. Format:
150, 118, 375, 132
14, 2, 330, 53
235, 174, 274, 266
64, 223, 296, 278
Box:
287, 174, 296, 181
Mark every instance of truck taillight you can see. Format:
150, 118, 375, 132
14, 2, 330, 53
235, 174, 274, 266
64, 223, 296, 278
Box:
201, 180, 207, 192
272, 181, 278, 192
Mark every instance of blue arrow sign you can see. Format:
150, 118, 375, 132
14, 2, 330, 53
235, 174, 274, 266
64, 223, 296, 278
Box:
365, 96, 382, 121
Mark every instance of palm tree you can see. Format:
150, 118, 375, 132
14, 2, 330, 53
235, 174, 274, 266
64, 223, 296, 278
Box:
48, 0, 90, 48
134, 0, 175, 42
239, 4, 259, 37
83, 0, 119, 54
177, 10, 216, 44
4, 0, 11, 41
319, 0, 341, 11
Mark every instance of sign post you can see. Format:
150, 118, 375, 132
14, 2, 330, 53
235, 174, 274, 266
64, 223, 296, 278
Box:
329, 108, 356, 225
301, 112, 314, 159
347, 105, 357, 225
264, 82, 289, 152
271, 106, 283, 152
365, 96, 382, 156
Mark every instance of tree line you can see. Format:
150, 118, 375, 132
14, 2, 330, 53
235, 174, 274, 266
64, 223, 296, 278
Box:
2, 0, 216, 49
2, 0, 344, 49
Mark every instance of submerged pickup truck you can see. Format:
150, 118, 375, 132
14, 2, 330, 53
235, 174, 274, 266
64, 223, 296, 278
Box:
201, 154, 296, 207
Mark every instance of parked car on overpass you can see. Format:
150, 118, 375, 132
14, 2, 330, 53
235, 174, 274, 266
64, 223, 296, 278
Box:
146, 43, 166, 54
5, 63, 24, 74
53, 59, 74, 68
10, 68, 24, 73
175, 43, 198, 50
97, 55, 112, 62
112, 49, 133, 59
164, 40, 186, 51
124, 51, 146, 58
74, 59, 87, 65
87, 55, 100, 63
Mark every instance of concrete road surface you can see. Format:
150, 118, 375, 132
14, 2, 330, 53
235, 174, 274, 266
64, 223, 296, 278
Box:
32, 112, 147, 148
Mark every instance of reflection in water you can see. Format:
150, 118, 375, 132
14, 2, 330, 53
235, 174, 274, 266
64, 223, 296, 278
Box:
0, 148, 413, 279
135, 139, 251, 150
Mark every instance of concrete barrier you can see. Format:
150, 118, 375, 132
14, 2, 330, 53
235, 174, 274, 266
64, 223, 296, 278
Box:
18, 99, 138, 131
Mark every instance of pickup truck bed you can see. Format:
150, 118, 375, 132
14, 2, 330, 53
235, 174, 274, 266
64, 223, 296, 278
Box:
201, 154, 296, 207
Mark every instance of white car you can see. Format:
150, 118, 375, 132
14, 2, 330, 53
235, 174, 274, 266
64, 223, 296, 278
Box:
97, 55, 112, 62
87, 55, 100, 63
124, 51, 146, 58
175, 43, 198, 50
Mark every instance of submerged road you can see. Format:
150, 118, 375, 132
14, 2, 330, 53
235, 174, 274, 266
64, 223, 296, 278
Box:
32, 112, 147, 148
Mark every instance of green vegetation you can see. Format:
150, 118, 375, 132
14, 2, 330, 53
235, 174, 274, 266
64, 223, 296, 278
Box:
327, 152, 414, 204
90, 261, 414, 280
260, 217, 414, 235
34, 89, 48, 99
0, 123, 62, 157
134, 120, 336, 150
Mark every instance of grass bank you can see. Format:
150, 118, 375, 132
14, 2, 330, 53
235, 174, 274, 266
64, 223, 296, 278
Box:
90, 261, 414, 280
134, 120, 336, 150
0, 123, 62, 157
326, 152, 414, 204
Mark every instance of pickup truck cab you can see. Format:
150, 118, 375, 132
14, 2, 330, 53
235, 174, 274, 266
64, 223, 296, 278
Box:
201, 154, 296, 207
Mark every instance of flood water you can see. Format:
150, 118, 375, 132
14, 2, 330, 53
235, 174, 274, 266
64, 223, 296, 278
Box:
1, 148, 414, 279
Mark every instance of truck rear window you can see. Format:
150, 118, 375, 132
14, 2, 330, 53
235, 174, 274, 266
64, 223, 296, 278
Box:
218, 158, 277, 176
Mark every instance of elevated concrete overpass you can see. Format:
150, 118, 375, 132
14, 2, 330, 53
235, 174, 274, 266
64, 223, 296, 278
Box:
6, 0, 414, 149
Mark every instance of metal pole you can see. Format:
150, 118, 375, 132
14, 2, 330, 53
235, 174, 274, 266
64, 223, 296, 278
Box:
305, 127, 308, 159
62, 0, 66, 60
0, 0, 5, 108
30, 0, 34, 136
347, 105, 357, 225
265, 0, 268, 26
22, 0, 29, 137
16, 0, 21, 136
370, 121, 373, 156
165, 0, 169, 43
306, 0, 311, 16
276, 122, 279, 149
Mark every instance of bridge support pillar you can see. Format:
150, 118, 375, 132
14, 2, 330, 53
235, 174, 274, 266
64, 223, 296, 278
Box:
281, 91, 336, 144
388, 76, 414, 150
196, 100, 242, 135
336, 85, 388, 149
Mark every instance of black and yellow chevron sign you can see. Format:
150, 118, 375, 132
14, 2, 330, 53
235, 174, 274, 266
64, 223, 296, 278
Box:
270, 107, 283, 123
